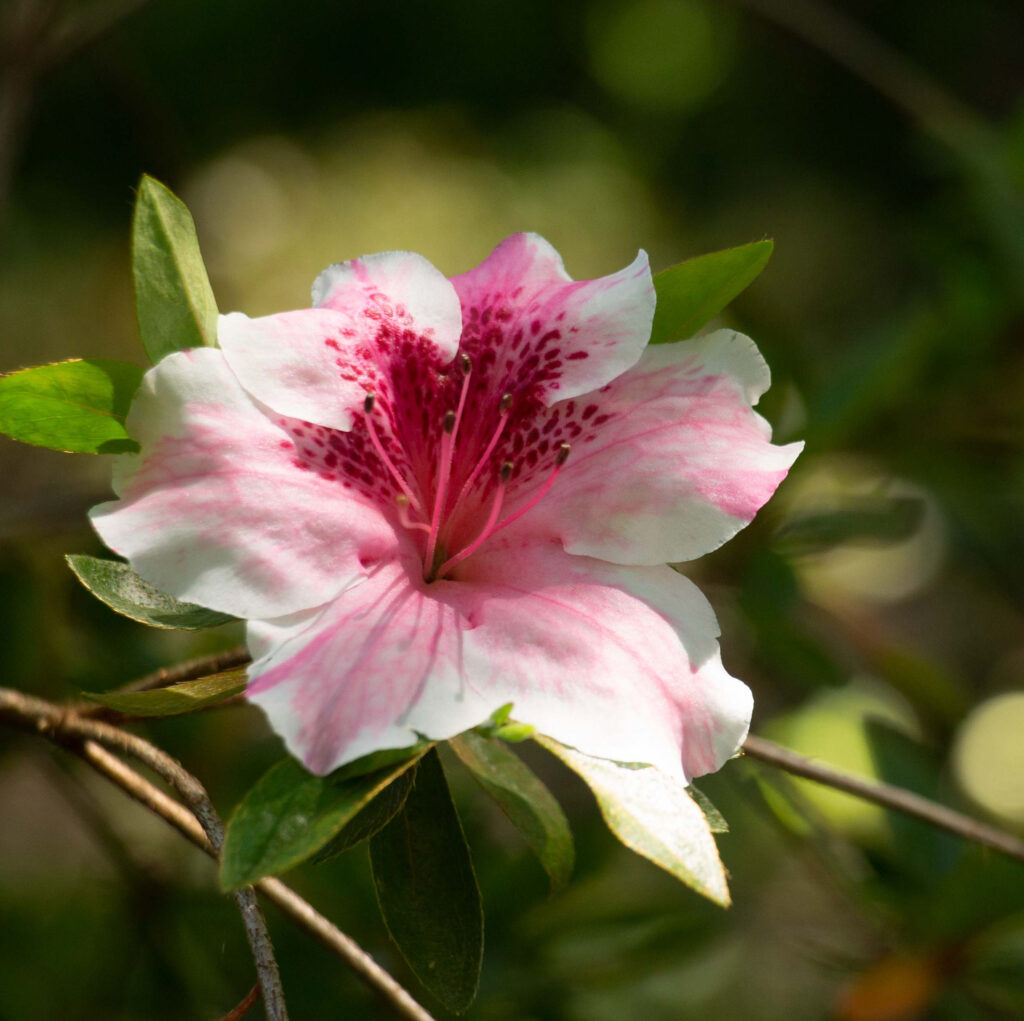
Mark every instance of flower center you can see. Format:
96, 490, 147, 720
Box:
361, 356, 571, 582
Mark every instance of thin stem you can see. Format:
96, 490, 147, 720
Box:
1, 688, 287, 1021
728, 0, 985, 149
217, 983, 262, 1021
742, 733, 1024, 864
0, 688, 438, 1021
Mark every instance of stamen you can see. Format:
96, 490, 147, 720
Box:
424, 363, 474, 568
361, 392, 424, 513
435, 462, 513, 577
396, 495, 432, 534
450, 393, 513, 516
482, 443, 570, 542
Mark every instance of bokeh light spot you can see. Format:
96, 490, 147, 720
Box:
953, 691, 1024, 823
586, 0, 734, 113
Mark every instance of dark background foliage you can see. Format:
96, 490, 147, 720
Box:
2, 0, 1024, 1017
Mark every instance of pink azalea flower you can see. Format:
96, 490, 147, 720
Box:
91, 234, 801, 780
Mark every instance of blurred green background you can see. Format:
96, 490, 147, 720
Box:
2, 0, 1024, 1018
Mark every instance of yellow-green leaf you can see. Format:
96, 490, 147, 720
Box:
132, 175, 218, 362
82, 668, 246, 716
0, 359, 142, 453
536, 737, 730, 905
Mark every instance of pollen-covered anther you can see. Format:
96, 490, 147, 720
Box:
396, 494, 431, 534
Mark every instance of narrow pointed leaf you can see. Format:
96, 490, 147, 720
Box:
688, 783, 729, 833
132, 174, 218, 362
312, 767, 418, 863
67, 554, 236, 630
370, 749, 483, 1014
82, 668, 246, 717
220, 751, 425, 890
0, 359, 142, 453
650, 239, 773, 344
536, 737, 730, 905
451, 731, 574, 892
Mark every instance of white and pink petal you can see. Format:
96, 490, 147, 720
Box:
219, 250, 463, 432
248, 541, 750, 782
90, 347, 400, 620
509, 329, 803, 565
454, 542, 752, 782
246, 556, 496, 775
451, 232, 656, 407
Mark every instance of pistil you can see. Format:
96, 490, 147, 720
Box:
424, 358, 473, 571
434, 444, 570, 579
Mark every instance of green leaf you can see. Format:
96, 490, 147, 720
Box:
536, 737, 730, 905
0, 359, 142, 454
774, 496, 925, 556
650, 240, 773, 344
450, 731, 574, 893
81, 668, 246, 717
66, 555, 237, 630
220, 752, 425, 890
132, 174, 218, 363
688, 783, 729, 833
370, 749, 483, 1014
311, 767, 418, 863
331, 740, 433, 782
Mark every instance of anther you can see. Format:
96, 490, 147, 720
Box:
556, 442, 571, 466
500, 461, 513, 483
443, 410, 457, 434
362, 396, 424, 513
499, 393, 513, 413
459, 353, 472, 374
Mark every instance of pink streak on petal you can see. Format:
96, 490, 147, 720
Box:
448, 542, 752, 782
247, 557, 494, 776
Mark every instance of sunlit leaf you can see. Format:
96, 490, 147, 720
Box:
81, 668, 246, 716
536, 737, 729, 905
0, 359, 142, 453
132, 174, 218, 363
66, 554, 236, 630
650, 240, 773, 344
370, 749, 483, 1014
451, 731, 574, 892
220, 751, 425, 890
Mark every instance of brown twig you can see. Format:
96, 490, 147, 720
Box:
0, 687, 287, 1021
217, 983, 262, 1021
0, 688, 439, 1021
742, 733, 1024, 864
